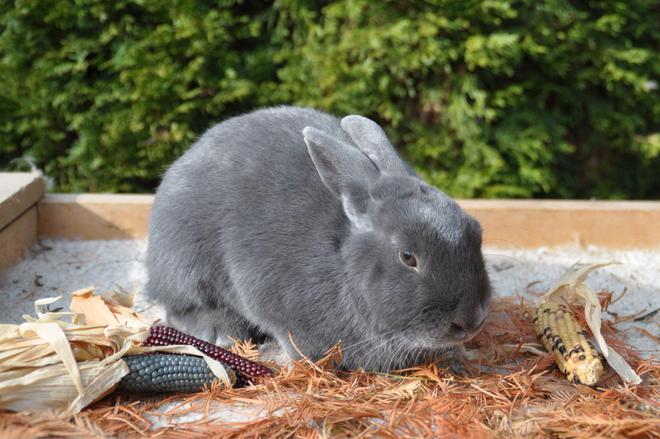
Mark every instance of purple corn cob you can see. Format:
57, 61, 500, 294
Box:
143, 325, 274, 381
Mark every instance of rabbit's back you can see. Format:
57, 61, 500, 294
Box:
146, 107, 348, 322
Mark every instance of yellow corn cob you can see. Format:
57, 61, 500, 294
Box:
533, 302, 603, 386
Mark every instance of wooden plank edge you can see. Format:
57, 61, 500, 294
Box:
38, 194, 153, 240
0, 173, 45, 230
0, 206, 38, 272
36, 194, 660, 248
459, 199, 660, 212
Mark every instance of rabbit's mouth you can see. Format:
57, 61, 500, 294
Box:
411, 319, 487, 349
462, 318, 487, 342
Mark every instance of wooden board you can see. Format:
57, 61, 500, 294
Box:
460, 200, 660, 249
0, 207, 38, 271
35, 195, 660, 248
0, 173, 45, 231
38, 194, 153, 240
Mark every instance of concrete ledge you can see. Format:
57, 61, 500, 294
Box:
34, 194, 660, 248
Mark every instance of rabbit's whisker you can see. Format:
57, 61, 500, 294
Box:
385, 342, 402, 373
344, 330, 398, 361
363, 333, 399, 371
340, 329, 396, 353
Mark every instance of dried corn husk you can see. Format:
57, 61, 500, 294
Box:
542, 263, 642, 385
0, 287, 235, 414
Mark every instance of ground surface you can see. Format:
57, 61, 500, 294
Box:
1, 239, 657, 354
1, 239, 658, 429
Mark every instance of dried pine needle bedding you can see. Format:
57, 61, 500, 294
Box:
0, 265, 659, 438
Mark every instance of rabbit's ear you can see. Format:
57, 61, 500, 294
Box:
303, 126, 378, 230
340, 115, 410, 175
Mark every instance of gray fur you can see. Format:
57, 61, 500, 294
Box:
145, 106, 491, 371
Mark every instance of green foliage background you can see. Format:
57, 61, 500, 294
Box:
1, 0, 658, 197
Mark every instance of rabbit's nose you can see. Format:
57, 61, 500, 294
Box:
449, 322, 468, 339
451, 306, 487, 336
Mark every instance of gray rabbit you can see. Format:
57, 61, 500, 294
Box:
145, 106, 491, 371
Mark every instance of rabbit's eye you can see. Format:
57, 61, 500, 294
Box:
399, 250, 418, 268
